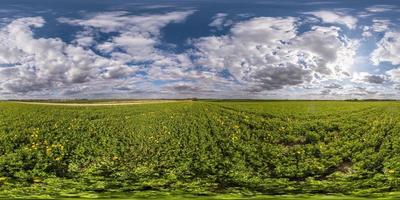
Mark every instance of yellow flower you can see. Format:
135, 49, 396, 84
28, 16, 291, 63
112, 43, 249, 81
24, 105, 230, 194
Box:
33, 177, 42, 183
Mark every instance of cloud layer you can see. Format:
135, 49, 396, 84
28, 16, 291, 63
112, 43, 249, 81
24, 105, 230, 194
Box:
193, 17, 357, 92
0, 3, 400, 99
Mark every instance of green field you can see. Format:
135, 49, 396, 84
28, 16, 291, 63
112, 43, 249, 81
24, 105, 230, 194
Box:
1, 100, 400, 199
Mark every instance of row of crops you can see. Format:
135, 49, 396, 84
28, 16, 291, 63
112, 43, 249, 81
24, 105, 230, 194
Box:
0, 101, 400, 196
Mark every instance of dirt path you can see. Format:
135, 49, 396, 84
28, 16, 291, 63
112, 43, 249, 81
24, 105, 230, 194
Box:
11, 100, 188, 106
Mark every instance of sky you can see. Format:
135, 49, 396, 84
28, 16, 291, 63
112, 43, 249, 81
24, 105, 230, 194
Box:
0, 0, 400, 99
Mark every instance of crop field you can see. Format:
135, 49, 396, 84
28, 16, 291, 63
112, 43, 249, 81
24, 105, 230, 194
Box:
1, 100, 400, 199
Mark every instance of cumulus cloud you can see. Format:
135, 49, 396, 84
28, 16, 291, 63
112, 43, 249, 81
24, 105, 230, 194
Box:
363, 74, 386, 84
324, 83, 343, 89
60, 11, 195, 65
193, 17, 357, 92
353, 86, 378, 95
371, 31, 400, 65
362, 19, 392, 37
162, 82, 204, 94
0, 17, 116, 94
209, 13, 233, 30
320, 89, 331, 95
304, 10, 358, 29
0, 11, 196, 97
1, 8, 398, 99
352, 72, 387, 84
386, 68, 400, 82
361, 26, 373, 37
371, 19, 392, 32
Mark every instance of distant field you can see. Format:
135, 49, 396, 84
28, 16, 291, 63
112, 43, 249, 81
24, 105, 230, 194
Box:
1, 100, 400, 198
11, 99, 185, 106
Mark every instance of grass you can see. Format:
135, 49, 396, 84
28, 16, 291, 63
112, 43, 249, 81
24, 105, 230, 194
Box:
3, 191, 400, 200
1, 100, 400, 198
3, 192, 400, 200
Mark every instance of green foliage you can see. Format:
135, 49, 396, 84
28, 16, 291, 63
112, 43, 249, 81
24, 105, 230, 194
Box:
0, 100, 400, 197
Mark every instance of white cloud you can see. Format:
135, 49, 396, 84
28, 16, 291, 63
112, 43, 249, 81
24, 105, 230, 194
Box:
1, 10, 397, 99
0, 17, 133, 94
362, 19, 392, 38
359, 5, 397, 19
0, 11, 196, 97
209, 13, 233, 30
366, 5, 397, 13
362, 27, 372, 37
371, 19, 391, 32
193, 17, 357, 92
304, 10, 358, 29
60, 11, 195, 65
59, 11, 194, 33
371, 31, 400, 65
387, 68, 400, 82
194, 17, 299, 85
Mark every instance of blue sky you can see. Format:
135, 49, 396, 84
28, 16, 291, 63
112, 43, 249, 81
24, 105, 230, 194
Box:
0, 0, 399, 99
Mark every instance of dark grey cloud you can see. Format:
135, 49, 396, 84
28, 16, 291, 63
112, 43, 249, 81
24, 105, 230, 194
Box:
324, 83, 343, 89
362, 74, 386, 84
354, 86, 378, 95
173, 84, 200, 92
249, 65, 312, 92
320, 89, 331, 95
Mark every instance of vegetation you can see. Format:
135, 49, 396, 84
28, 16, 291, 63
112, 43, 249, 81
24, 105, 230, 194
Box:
1, 100, 400, 198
